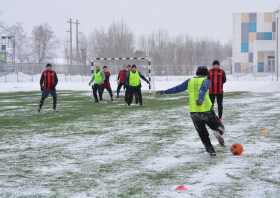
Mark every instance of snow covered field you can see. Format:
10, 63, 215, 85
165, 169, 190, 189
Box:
0, 75, 280, 197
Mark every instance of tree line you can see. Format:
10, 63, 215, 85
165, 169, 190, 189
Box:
1, 12, 232, 71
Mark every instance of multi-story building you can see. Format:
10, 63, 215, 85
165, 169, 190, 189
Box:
232, 10, 280, 75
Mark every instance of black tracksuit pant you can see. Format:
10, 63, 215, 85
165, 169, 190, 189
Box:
128, 87, 142, 105
125, 87, 139, 104
117, 83, 124, 93
190, 108, 225, 153
92, 84, 103, 101
102, 87, 113, 100
209, 94, 223, 119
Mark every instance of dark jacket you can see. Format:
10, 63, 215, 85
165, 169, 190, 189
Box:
125, 71, 149, 88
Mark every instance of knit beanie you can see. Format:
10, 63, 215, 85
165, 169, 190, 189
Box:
213, 60, 220, 66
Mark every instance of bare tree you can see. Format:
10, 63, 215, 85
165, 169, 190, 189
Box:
79, 33, 88, 65
0, 11, 9, 35
29, 23, 61, 63
8, 22, 30, 63
62, 37, 70, 65
88, 19, 135, 61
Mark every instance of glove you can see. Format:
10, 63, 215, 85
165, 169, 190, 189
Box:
123, 86, 126, 90
51, 86, 56, 90
156, 90, 166, 95
98, 82, 102, 86
117, 80, 120, 85
147, 81, 149, 84
40, 86, 43, 91
89, 82, 91, 86
196, 98, 204, 106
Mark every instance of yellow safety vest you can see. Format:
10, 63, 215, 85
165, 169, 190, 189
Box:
129, 71, 140, 86
188, 77, 212, 112
94, 70, 102, 84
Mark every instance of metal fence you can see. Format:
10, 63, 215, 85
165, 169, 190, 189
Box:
233, 64, 278, 81
0, 63, 278, 83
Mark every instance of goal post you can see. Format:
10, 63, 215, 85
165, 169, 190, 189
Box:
91, 57, 155, 97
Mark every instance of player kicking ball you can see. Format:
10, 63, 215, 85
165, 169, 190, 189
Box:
157, 66, 225, 157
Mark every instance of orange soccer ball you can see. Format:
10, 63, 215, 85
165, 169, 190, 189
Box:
231, 143, 243, 155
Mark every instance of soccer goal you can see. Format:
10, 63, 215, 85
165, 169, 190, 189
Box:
91, 57, 155, 97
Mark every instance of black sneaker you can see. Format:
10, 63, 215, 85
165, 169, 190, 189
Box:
37, 108, 41, 113
140, 105, 144, 107
214, 131, 224, 146
94, 101, 99, 103
210, 152, 216, 158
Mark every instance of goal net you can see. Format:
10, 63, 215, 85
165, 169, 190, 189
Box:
91, 57, 155, 98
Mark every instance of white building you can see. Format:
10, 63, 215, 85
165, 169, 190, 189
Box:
232, 9, 280, 76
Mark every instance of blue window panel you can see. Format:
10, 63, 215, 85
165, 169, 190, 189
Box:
249, 13, 257, 22
241, 33, 249, 43
241, 43, 249, 53
257, 32, 264, 40
258, 63, 264, 72
272, 22, 276, 32
249, 22, 257, 32
235, 63, 241, 73
249, 53, 253, 63
241, 23, 249, 33
264, 32, 272, 40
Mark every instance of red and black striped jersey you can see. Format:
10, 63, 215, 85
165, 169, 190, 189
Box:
40, 70, 58, 90
208, 69, 226, 94
103, 71, 111, 88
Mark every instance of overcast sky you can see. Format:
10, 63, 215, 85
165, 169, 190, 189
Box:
1, 0, 280, 58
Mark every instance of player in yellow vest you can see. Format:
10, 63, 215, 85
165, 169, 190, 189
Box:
156, 66, 225, 158
124, 64, 149, 107
88, 65, 105, 103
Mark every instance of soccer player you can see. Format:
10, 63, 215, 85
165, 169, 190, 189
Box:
38, 63, 58, 112
124, 65, 139, 106
88, 65, 105, 103
125, 64, 149, 107
117, 64, 127, 98
102, 66, 114, 102
156, 66, 225, 157
208, 60, 226, 122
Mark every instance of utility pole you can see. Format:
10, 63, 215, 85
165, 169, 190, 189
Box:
67, 19, 74, 66
74, 20, 81, 64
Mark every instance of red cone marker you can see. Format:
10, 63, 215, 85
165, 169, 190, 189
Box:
175, 186, 188, 191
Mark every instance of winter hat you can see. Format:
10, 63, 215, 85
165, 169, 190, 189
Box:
127, 65, 131, 68
96, 64, 100, 68
103, 66, 107, 69
131, 64, 137, 68
213, 60, 220, 66
46, 63, 52, 68
196, 66, 209, 76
